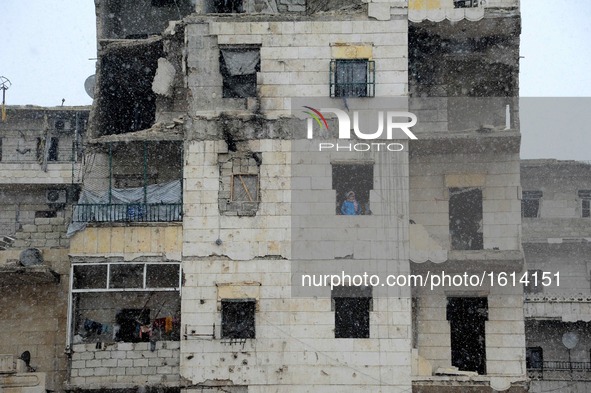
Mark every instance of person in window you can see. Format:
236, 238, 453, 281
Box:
341, 191, 361, 215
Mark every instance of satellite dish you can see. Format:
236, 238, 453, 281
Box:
20, 248, 44, 266
84, 75, 96, 99
562, 332, 579, 349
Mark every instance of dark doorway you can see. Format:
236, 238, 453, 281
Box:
447, 297, 488, 375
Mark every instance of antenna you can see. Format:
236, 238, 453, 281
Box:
84, 75, 96, 99
0, 76, 11, 122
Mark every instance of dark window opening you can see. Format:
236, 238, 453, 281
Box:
35, 211, 57, 218
449, 187, 483, 250
116, 308, 151, 342
109, 264, 144, 289
221, 299, 256, 339
526, 347, 543, 369
522, 191, 542, 218
333, 286, 372, 338
333, 163, 374, 215
447, 297, 488, 375
579, 190, 591, 218
330, 59, 375, 98
96, 43, 163, 136
212, 0, 244, 13
454, 0, 481, 8
152, 0, 176, 6
524, 269, 543, 294
48, 137, 59, 161
146, 264, 180, 288
220, 48, 260, 98
73, 265, 109, 290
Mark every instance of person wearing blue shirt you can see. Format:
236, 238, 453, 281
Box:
340, 191, 361, 215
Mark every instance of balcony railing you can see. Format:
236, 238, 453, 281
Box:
73, 203, 182, 223
528, 361, 591, 381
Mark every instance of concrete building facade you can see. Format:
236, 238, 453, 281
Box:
521, 160, 591, 393
2, 0, 532, 392
0, 106, 89, 393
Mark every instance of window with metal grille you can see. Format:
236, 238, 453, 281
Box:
221, 299, 256, 339
522, 190, 543, 218
579, 190, 591, 218
330, 59, 375, 98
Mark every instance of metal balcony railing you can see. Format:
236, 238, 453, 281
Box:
73, 203, 182, 223
528, 361, 591, 381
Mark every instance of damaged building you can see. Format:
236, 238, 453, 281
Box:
1, 0, 537, 392
521, 160, 591, 393
0, 106, 89, 393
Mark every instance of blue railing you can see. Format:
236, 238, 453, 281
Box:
73, 203, 182, 223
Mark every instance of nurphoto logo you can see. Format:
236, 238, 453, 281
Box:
302, 106, 418, 152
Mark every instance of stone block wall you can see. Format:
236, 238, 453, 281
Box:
12, 216, 70, 249
409, 152, 521, 251
69, 341, 180, 388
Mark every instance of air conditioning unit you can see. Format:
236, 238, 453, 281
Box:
46, 189, 67, 204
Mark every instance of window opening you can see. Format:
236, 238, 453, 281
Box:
221, 299, 256, 339
330, 59, 375, 98
220, 48, 260, 98
447, 297, 488, 375
333, 163, 374, 215
449, 187, 483, 250
522, 191, 542, 218
526, 347, 543, 369
332, 286, 372, 338
579, 190, 591, 218
48, 137, 59, 161
523, 269, 543, 294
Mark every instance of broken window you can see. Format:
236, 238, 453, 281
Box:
221, 299, 256, 339
211, 0, 244, 13
332, 286, 372, 338
449, 187, 483, 250
579, 190, 591, 218
96, 43, 163, 136
447, 297, 488, 375
453, 0, 481, 8
526, 347, 543, 369
152, 0, 177, 6
330, 59, 375, 98
219, 152, 261, 216
220, 48, 260, 98
522, 191, 542, 218
524, 269, 543, 294
332, 163, 374, 215
71, 262, 181, 343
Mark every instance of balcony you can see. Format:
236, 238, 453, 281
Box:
72, 203, 181, 223
528, 361, 591, 381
